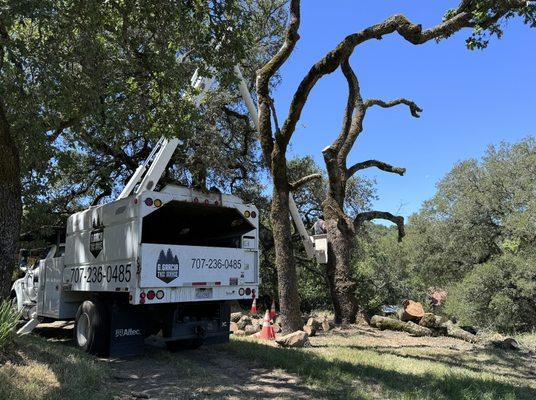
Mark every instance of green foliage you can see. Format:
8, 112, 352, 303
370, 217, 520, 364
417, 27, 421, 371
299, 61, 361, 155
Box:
442, 1, 536, 50
352, 224, 426, 315
445, 252, 536, 333
0, 0, 288, 246
0, 299, 19, 350
352, 137, 536, 332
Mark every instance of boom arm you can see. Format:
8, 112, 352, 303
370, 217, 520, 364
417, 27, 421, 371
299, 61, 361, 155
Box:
232, 66, 317, 260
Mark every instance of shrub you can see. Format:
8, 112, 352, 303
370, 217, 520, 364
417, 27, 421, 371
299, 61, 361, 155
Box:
0, 300, 20, 350
444, 253, 536, 333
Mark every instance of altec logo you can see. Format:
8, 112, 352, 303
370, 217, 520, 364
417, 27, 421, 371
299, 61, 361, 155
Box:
156, 248, 180, 283
115, 328, 142, 337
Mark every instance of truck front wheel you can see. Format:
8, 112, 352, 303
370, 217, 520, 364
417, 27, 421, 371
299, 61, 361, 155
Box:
74, 300, 109, 356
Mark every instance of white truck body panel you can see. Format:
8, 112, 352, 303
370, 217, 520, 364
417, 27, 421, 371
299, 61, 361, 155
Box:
57, 184, 258, 310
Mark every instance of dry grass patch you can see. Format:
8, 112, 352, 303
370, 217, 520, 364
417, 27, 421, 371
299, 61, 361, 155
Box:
0, 335, 110, 400
221, 325, 536, 400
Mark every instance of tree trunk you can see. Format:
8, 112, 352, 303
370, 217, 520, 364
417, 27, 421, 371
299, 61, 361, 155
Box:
324, 214, 359, 324
270, 152, 302, 333
0, 104, 21, 299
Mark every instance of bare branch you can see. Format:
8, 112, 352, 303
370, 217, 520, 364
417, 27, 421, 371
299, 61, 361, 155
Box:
364, 98, 422, 118
354, 211, 405, 242
289, 173, 322, 191
256, 0, 301, 161
347, 160, 406, 178
278, 1, 527, 146
324, 56, 362, 158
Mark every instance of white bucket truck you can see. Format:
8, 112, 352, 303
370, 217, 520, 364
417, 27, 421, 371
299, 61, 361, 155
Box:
11, 64, 326, 357
11, 67, 261, 357
12, 142, 259, 356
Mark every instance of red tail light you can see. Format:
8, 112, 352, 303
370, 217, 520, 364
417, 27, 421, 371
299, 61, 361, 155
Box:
144, 198, 153, 206
147, 290, 156, 300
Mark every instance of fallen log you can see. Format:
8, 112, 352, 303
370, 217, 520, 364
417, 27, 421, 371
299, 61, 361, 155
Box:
370, 315, 433, 337
442, 321, 479, 343
401, 300, 425, 322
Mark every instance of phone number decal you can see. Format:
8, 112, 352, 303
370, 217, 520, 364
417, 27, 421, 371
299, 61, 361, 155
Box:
191, 258, 242, 270
69, 264, 132, 284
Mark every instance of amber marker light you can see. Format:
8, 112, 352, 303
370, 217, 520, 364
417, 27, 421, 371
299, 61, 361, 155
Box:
154, 199, 162, 207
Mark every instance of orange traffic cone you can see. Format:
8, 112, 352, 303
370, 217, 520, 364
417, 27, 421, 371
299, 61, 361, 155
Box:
269, 299, 277, 320
250, 297, 257, 315
257, 310, 275, 340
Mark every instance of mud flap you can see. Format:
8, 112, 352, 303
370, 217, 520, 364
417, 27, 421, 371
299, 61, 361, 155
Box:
16, 317, 40, 335
108, 304, 146, 358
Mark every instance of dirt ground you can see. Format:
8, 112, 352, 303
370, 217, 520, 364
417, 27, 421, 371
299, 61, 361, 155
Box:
33, 321, 314, 400
30, 321, 536, 400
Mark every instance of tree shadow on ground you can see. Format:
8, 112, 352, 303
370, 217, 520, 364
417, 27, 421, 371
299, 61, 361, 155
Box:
219, 340, 536, 400
346, 344, 536, 382
0, 335, 109, 400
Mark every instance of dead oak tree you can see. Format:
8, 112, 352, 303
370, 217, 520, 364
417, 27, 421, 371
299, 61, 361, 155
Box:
254, 0, 534, 329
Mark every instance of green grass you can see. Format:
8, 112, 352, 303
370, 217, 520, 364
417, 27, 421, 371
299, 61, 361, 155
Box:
220, 335, 536, 400
0, 300, 19, 350
0, 335, 110, 400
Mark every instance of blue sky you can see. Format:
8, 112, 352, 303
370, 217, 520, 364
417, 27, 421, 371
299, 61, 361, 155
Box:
272, 1, 536, 219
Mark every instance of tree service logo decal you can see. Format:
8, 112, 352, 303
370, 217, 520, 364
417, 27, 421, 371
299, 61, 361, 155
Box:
156, 248, 180, 283
90, 214, 104, 258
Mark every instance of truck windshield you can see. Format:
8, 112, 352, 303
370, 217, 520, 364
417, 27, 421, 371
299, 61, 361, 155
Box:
141, 201, 255, 248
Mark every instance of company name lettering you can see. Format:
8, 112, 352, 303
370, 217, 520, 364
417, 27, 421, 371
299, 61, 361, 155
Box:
115, 328, 142, 337
158, 263, 178, 270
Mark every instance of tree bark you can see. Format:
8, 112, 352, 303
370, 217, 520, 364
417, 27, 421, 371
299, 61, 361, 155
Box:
324, 214, 358, 324
270, 151, 303, 333
255, 0, 303, 333
370, 315, 433, 337
0, 102, 21, 299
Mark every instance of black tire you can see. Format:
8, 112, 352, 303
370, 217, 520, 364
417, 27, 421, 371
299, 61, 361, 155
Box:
74, 300, 109, 356
165, 338, 204, 352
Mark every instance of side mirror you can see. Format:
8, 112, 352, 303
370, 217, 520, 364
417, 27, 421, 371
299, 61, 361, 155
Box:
18, 249, 29, 272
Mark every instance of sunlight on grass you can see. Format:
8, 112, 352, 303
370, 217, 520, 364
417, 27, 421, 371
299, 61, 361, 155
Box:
0, 335, 110, 400
222, 336, 536, 400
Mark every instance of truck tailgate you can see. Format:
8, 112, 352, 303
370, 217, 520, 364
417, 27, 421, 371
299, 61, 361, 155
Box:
139, 243, 256, 288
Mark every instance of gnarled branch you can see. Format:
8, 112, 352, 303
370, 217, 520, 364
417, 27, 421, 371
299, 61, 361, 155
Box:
289, 173, 322, 191
354, 211, 405, 242
364, 98, 422, 118
347, 160, 406, 178
278, 1, 527, 147
256, 0, 301, 161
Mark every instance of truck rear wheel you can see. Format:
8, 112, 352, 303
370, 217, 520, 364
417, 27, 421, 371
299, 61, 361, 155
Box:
74, 300, 109, 356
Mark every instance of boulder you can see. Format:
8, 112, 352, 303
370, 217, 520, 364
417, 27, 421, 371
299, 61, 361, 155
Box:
275, 331, 310, 348
306, 317, 321, 329
321, 319, 331, 332
401, 300, 425, 322
231, 312, 243, 323
488, 333, 521, 351
237, 315, 252, 330
234, 330, 246, 337
272, 323, 282, 333
244, 324, 260, 336
230, 322, 239, 333
303, 324, 316, 337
